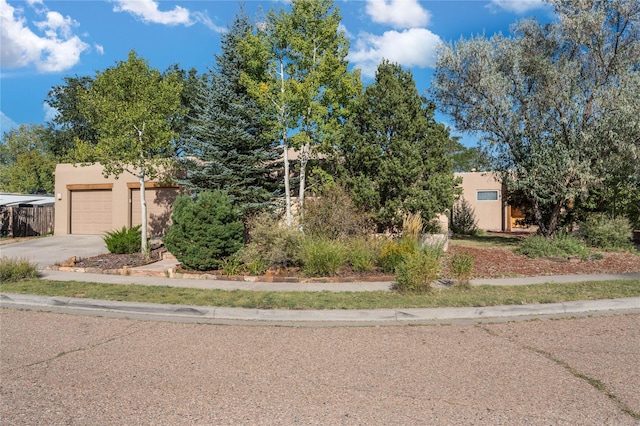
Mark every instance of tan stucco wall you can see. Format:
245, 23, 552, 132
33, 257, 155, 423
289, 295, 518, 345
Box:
54, 163, 177, 236
454, 172, 506, 231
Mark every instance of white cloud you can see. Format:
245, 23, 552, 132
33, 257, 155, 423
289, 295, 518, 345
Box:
349, 28, 441, 78
111, 0, 191, 26
43, 102, 58, 122
365, 0, 430, 29
192, 11, 226, 33
489, 0, 548, 14
95, 44, 104, 55
1, 111, 18, 134
0, 0, 89, 73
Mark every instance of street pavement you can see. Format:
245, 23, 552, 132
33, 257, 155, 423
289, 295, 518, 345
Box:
1, 309, 639, 424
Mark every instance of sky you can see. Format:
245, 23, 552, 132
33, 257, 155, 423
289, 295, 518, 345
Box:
0, 0, 555, 145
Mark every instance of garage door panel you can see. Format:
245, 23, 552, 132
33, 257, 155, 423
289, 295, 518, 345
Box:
131, 188, 178, 237
71, 190, 112, 235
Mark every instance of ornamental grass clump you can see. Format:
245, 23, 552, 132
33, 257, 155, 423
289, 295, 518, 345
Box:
449, 252, 475, 290
0, 257, 38, 282
393, 246, 442, 293
347, 237, 383, 273
301, 238, 347, 277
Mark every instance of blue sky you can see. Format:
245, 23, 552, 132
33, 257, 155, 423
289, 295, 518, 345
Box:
1, 0, 555, 145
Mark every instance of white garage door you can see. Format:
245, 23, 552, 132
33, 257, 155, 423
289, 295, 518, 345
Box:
131, 187, 179, 237
70, 190, 113, 235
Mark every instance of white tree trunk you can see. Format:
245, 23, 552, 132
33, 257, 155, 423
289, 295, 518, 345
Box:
139, 172, 149, 256
283, 139, 292, 228
298, 141, 309, 221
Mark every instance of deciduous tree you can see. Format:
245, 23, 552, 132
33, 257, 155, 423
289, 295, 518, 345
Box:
432, 0, 640, 237
77, 50, 184, 254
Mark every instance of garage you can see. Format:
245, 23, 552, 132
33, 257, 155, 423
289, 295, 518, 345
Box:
70, 188, 113, 235
130, 186, 179, 237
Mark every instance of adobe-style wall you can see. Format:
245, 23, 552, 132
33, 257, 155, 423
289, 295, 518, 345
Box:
54, 163, 178, 236
454, 172, 506, 231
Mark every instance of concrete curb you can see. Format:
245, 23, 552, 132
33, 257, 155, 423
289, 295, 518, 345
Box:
2, 293, 639, 326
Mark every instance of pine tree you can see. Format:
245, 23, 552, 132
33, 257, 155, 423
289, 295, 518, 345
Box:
342, 60, 457, 232
181, 9, 281, 217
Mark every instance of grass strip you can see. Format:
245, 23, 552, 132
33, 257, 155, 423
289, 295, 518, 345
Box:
1, 278, 639, 310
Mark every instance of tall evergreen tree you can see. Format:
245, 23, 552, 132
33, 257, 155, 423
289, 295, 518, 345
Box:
181, 10, 281, 217
240, 0, 361, 226
341, 60, 457, 232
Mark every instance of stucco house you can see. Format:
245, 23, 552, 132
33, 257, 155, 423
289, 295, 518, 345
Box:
54, 163, 181, 236
454, 171, 528, 232
54, 162, 528, 237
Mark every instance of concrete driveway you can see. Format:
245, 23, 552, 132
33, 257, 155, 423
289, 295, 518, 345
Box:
0, 235, 107, 268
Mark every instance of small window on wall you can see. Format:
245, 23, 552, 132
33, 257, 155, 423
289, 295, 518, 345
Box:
477, 190, 499, 201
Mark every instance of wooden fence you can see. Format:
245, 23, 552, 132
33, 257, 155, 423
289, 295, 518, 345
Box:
0, 205, 55, 238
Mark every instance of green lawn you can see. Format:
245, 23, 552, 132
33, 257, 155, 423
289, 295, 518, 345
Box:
1, 278, 639, 310
449, 233, 523, 249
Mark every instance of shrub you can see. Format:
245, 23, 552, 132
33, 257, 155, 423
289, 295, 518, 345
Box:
303, 184, 372, 240
245, 212, 304, 269
0, 257, 38, 282
516, 234, 588, 259
164, 191, 244, 271
449, 252, 475, 289
301, 238, 347, 277
377, 238, 417, 273
451, 197, 479, 235
578, 213, 633, 250
393, 246, 442, 293
347, 237, 383, 273
103, 225, 141, 254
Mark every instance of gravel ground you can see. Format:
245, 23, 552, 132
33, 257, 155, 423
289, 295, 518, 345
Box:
1, 310, 639, 425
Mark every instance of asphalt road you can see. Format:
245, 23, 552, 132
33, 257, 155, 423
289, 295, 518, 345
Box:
1, 310, 638, 425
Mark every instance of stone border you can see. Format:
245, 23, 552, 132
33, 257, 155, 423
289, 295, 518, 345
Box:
47, 265, 395, 284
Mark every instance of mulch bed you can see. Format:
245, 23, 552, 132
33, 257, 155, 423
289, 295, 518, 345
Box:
70, 244, 640, 280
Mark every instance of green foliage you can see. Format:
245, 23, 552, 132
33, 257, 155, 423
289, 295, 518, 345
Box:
377, 238, 417, 273
301, 238, 347, 277
45, 75, 98, 159
303, 184, 371, 240
0, 257, 38, 282
164, 191, 244, 271
180, 10, 281, 217
342, 60, 457, 232
240, 0, 362, 225
393, 246, 442, 293
244, 212, 304, 269
578, 214, 633, 250
77, 50, 185, 253
516, 234, 588, 259
0, 124, 56, 194
449, 252, 475, 289
103, 225, 142, 254
220, 256, 244, 276
432, 0, 640, 237
347, 237, 383, 273
451, 197, 479, 236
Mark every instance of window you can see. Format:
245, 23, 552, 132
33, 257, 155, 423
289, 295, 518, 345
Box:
477, 190, 499, 201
